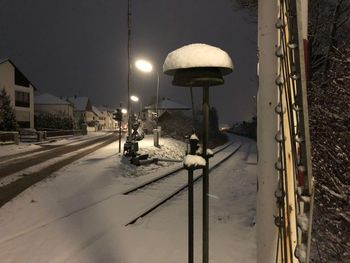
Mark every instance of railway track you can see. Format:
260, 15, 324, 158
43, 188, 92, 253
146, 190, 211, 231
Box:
0, 139, 245, 244
124, 141, 242, 226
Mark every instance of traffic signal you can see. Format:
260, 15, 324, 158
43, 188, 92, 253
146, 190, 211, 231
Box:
113, 108, 123, 121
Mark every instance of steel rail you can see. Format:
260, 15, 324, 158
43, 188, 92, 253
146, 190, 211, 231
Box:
122, 141, 235, 195
124, 143, 242, 226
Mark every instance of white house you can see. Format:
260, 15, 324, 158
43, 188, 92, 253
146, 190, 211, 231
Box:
97, 106, 116, 130
0, 58, 36, 129
91, 105, 103, 130
65, 96, 94, 128
34, 93, 74, 118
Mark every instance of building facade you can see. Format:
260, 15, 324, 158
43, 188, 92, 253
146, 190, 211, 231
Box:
0, 59, 35, 129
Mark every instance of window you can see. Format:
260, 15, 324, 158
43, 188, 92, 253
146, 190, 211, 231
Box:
15, 68, 30, 87
17, 121, 30, 128
15, 91, 30, 107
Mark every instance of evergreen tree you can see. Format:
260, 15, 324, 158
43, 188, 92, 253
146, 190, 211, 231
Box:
0, 89, 18, 131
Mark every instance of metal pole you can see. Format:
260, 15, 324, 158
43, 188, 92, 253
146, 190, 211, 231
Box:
190, 87, 196, 129
156, 71, 160, 127
127, 0, 132, 141
188, 169, 194, 263
202, 86, 209, 263
118, 120, 122, 153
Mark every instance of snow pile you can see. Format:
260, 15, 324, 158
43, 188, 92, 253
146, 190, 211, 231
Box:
121, 135, 186, 177
196, 147, 214, 157
0, 144, 40, 158
183, 154, 206, 169
189, 133, 199, 140
297, 214, 309, 232
163, 43, 233, 75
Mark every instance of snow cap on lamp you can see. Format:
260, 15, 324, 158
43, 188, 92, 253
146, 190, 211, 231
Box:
163, 43, 233, 87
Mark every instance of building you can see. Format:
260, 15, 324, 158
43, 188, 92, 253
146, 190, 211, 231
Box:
65, 96, 94, 128
34, 93, 73, 118
98, 106, 117, 130
0, 58, 36, 128
91, 105, 103, 130
144, 97, 191, 120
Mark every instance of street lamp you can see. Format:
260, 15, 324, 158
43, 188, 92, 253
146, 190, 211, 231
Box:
163, 43, 233, 263
130, 95, 139, 102
121, 108, 128, 114
135, 59, 160, 128
130, 95, 140, 118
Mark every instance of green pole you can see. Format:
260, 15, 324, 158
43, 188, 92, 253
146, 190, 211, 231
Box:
202, 86, 210, 263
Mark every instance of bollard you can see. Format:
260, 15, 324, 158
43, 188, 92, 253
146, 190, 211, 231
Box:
14, 132, 19, 145
153, 128, 160, 147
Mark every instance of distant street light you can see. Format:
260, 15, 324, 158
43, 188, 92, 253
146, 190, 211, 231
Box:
130, 95, 139, 102
121, 108, 128, 114
135, 59, 160, 127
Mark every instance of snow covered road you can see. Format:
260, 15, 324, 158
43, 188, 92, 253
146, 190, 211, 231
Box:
0, 135, 256, 263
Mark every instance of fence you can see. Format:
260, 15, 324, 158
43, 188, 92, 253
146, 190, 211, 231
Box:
0, 132, 19, 144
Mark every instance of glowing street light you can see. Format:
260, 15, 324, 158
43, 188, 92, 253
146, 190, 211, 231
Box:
135, 59, 153, 73
121, 108, 128, 114
135, 59, 160, 126
130, 95, 139, 102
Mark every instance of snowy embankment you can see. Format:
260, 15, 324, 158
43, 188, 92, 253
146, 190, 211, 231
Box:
0, 134, 256, 263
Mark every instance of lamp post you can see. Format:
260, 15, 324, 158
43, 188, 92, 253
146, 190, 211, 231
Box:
163, 43, 233, 263
135, 59, 160, 127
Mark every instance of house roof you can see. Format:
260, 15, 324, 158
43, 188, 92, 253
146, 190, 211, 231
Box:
66, 96, 90, 111
34, 93, 71, 105
145, 98, 190, 110
0, 58, 37, 90
92, 105, 103, 116
98, 106, 115, 113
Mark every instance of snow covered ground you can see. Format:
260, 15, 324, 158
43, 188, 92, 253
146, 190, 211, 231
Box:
0, 135, 256, 263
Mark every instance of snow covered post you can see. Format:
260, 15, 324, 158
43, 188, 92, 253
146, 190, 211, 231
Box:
163, 43, 233, 263
186, 133, 201, 263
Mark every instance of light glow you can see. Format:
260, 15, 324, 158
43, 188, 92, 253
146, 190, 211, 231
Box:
135, 59, 153, 73
130, 95, 139, 102
121, 108, 127, 114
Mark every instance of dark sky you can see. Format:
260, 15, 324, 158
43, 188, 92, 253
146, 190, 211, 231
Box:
0, 0, 257, 124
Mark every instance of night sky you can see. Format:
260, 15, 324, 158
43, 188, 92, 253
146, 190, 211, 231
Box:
0, 0, 257, 124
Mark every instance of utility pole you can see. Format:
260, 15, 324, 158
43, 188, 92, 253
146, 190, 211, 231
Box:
127, 0, 132, 140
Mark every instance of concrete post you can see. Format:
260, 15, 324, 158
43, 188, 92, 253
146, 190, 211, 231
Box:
257, 0, 279, 262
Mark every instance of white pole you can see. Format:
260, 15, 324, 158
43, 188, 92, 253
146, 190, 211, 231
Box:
257, 0, 279, 262
156, 72, 160, 127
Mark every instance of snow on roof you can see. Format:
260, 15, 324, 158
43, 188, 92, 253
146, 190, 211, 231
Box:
92, 105, 103, 116
163, 43, 234, 75
66, 97, 90, 111
34, 93, 71, 105
98, 106, 115, 113
145, 98, 190, 110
